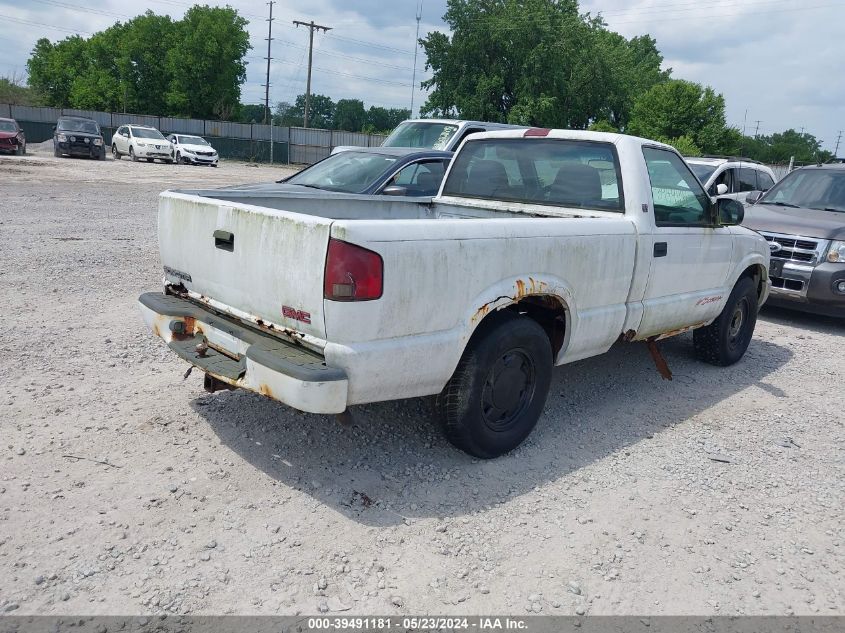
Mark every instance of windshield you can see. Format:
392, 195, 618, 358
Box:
57, 119, 100, 134
0, 120, 16, 133
178, 135, 209, 146
760, 169, 845, 213
688, 163, 717, 183
287, 152, 398, 193
132, 127, 166, 140
382, 122, 459, 150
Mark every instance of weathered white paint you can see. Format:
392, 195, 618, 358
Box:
150, 129, 770, 411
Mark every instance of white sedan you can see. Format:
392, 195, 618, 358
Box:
166, 134, 219, 167
111, 125, 174, 163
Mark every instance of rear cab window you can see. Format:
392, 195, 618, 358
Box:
441, 138, 624, 212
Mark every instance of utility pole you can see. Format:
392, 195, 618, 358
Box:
753, 120, 762, 138
293, 19, 332, 128
410, 0, 423, 117
262, 1, 274, 125
835, 131, 843, 158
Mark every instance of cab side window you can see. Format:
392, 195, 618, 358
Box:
737, 168, 758, 192
390, 160, 448, 196
757, 171, 775, 191
643, 147, 711, 227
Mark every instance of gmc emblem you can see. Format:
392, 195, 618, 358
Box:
282, 306, 311, 324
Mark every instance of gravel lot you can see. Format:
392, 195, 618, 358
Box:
1, 147, 843, 617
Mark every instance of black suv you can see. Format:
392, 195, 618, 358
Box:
54, 116, 106, 160
744, 164, 845, 317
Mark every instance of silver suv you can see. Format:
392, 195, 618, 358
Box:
686, 156, 777, 205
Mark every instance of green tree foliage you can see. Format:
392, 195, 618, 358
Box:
277, 94, 336, 128
0, 74, 40, 105
420, 0, 667, 129
627, 79, 737, 154
26, 7, 250, 119
237, 104, 268, 123
333, 99, 366, 132
740, 129, 832, 164
165, 6, 250, 119
658, 134, 701, 157
364, 106, 410, 133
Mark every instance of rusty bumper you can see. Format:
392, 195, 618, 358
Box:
138, 292, 348, 414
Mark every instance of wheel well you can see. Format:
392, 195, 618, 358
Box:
470, 295, 568, 357
739, 264, 766, 302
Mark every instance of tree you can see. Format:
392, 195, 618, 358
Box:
165, 6, 250, 119
333, 99, 366, 131
238, 104, 268, 123
627, 79, 736, 154
0, 73, 40, 106
419, 0, 667, 129
739, 129, 832, 164
26, 7, 250, 118
26, 36, 89, 107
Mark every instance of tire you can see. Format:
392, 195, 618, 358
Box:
146, 158, 153, 163
694, 276, 758, 366
129, 146, 137, 162
17, 143, 26, 156
54, 145, 61, 158
97, 148, 105, 160
112, 144, 120, 160
436, 313, 553, 459
212, 163, 218, 168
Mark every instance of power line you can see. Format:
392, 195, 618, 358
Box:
293, 19, 332, 128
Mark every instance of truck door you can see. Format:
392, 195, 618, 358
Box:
637, 147, 734, 338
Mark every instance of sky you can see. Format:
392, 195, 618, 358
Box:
0, 0, 843, 153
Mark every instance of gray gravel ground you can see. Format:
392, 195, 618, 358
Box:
0, 147, 843, 616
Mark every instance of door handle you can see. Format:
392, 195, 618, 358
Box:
214, 230, 234, 252
653, 242, 668, 257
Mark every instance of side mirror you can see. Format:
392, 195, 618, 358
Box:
718, 198, 745, 226
745, 191, 763, 205
716, 183, 728, 196
381, 185, 408, 196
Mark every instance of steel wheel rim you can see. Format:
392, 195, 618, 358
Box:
728, 298, 748, 347
480, 348, 536, 432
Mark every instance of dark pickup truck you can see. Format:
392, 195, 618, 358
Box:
744, 163, 845, 317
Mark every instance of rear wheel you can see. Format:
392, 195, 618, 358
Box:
694, 276, 758, 366
436, 314, 552, 459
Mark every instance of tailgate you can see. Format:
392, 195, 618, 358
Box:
157, 191, 331, 340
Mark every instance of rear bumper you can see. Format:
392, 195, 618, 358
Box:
138, 292, 349, 413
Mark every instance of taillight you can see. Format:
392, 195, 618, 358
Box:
324, 238, 383, 301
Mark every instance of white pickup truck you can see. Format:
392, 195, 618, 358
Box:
139, 129, 770, 458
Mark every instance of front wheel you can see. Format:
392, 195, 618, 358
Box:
694, 276, 758, 366
112, 144, 120, 160
436, 314, 552, 459
129, 146, 137, 162
16, 143, 26, 156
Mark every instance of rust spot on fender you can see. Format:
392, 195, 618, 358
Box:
258, 384, 275, 399
515, 279, 526, 297
622, 329, 637, 342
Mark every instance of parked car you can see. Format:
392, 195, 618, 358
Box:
166, 134, 218, 167
112, 125, 174, 163
743, 163, 845, 317
0, 117, 26, 155
331, 118, 526, 155
140, 129, 769, 458
53, 116, 105, 160
686, 156, 777, 204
